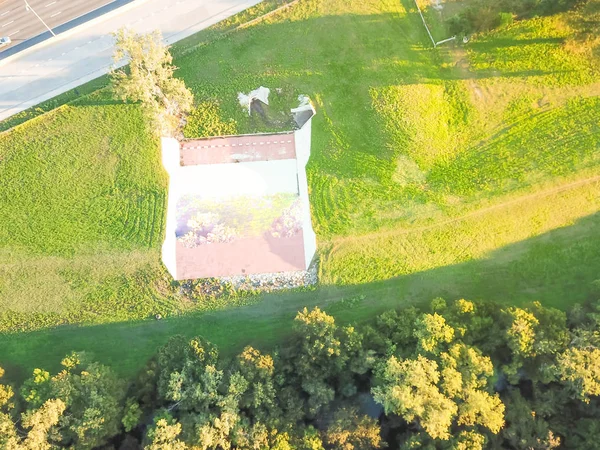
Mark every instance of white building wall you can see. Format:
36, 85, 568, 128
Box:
294, 116, 317, 269
161, 138, 181, 278
292, 105, 315, 167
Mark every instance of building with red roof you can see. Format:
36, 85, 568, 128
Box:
160, 103, 317, 280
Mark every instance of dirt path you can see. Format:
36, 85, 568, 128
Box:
328, 173, 600, 251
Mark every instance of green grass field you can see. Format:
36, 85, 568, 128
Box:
1, 0, 600, 379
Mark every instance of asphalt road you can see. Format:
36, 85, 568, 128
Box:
0, 0, 115, 52
0, 0, 262, 120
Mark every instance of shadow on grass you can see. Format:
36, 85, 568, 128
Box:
467, 37, 565, 50
2, 211, 599, 382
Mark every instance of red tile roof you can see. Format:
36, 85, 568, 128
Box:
180, 132, 296, 166
175, 231, 306, 279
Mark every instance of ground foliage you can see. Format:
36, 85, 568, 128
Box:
2, 297, 600, 449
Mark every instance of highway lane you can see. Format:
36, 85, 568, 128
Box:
0, 0, 114, 51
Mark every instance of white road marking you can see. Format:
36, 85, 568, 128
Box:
0, 11, 10, 17
50, 11, 61, 17
45, 1, 56, 7
2, 20, 14, 27
8, 29, 20, 36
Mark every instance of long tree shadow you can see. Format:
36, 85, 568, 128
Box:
2, 211, 599, 382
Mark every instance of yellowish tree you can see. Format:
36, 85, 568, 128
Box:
111, 28, 193, 136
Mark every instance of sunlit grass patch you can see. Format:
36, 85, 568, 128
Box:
467, 15, 598, 86
429, 96, 600, 195
321, 178, 600, 285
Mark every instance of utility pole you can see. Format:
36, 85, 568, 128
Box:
23, 0, 56, 37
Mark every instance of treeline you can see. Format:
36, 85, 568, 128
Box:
446, 0, 585, 36
2, 297, 600, 449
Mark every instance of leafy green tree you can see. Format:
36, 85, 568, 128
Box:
365, 307, 419, 357
440, 344, 504, 434
18, 399, 66, 450
374, 343, 503, 441
563, 418, 600, 450
145, 415, 188, 450
445, 430, 486, 450
373, 355, 457, 440
111, 28, 193, 136
502, 303, 569, 383
444, 300, 503, 355
289, 307, 345, 415
503, 307, 539, 379
20, 352, 126, 449
555, 347, 600, 403
340, 325, 376, 386
234, 346, 279, 424
300, 425, 325, 450
414, 313, 455, 356
122, 398, 143, 432
0, 391, 66, 450
322, 406, 383, 450
155, 335, 222, 412
501, 388, 561, 450
0, 367, 18, 449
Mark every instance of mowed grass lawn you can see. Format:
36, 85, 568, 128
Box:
1, 0, 600, 378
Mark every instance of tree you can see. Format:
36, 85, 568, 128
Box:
373, 355, 457, 440
501, 388, 561, 450
373, 343, 504, 442
0, 367, 19, 449
444, 299, 504, 355
555, 347, 600, 403
20, 352, 126, 449
0, 392, 66, 450
445, 430, 486, 450
18, 399, 66, 450
234, 346, 279, 424
322, 406, 383, 450
440, 344, 504, 434
365, 307, 419, 357
288, 307, 345, 415
111, 28, 193, 136
502, 303, 569, 383
414, 313, 455, 356
154, 335, 222, 412
145, 415, 188, 450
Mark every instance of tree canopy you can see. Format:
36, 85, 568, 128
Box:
110, 28, 194, 136
1, 296, 600, 449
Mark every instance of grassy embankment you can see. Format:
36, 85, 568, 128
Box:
1, 0, 599, 379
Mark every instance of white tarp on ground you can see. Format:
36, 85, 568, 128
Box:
238, 86, 271, 115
